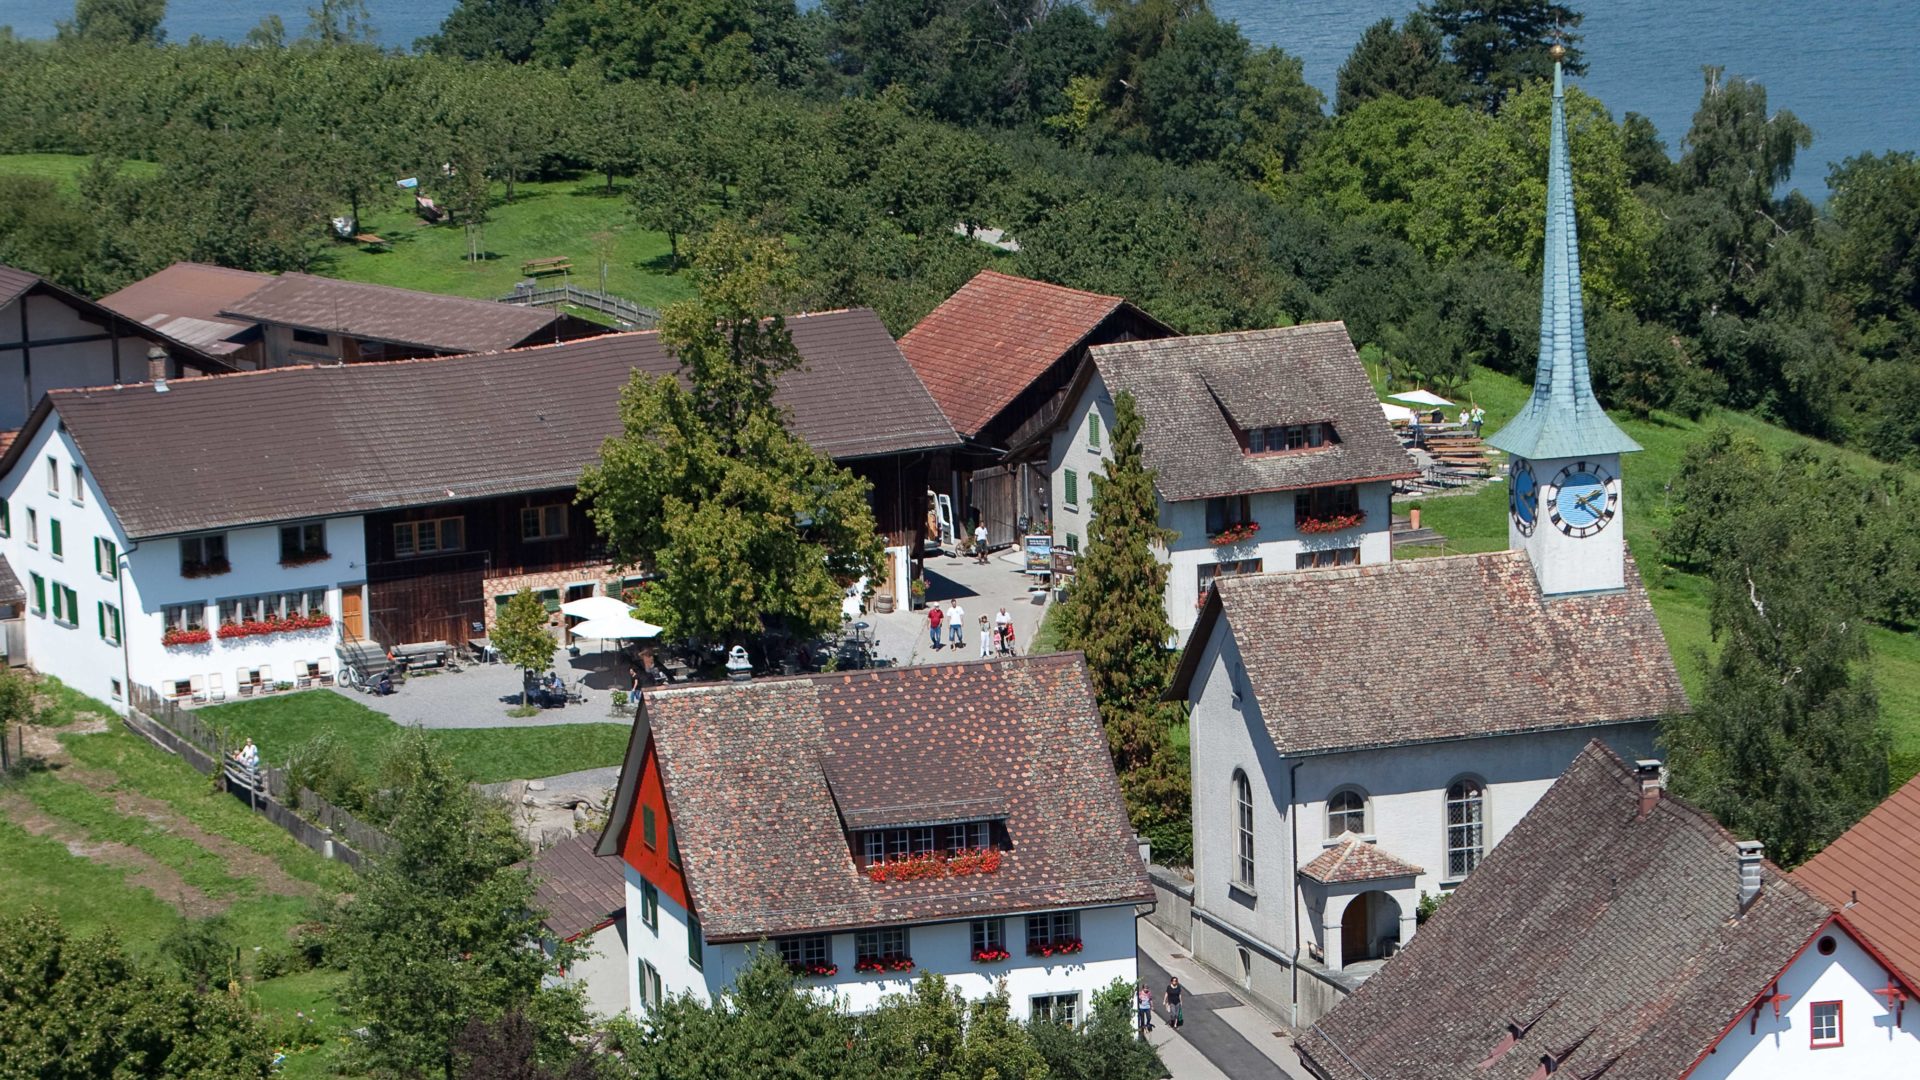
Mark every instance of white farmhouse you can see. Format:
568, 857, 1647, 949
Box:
594, 654, 1151, 1022
1294, 742, 1920, 1080
0, 387, 358, 707
1045, 322, 1416, 644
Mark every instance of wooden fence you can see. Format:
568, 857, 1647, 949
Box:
126, 686, 390, 869
499, 282, 658, 329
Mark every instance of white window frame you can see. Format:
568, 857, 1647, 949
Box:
71, 463, 83, 505
164, 603, 207, 632
1234, 769, 1255, 888
1030, 992, 1080, 1025
776, 934, 832, 970
1809, 1001, 1842, 1048
98, 601, 121, 645
970, 919, 1004, 955
1445, 777, 1487, 880
1025, 911, 1079, 950
1327, 787, 1368, 838
46, 457, 59, 497
855, 927, 909, 964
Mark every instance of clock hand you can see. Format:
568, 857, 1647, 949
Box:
1574, 491, 1601, 514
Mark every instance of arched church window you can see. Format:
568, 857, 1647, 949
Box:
1327, 788, 1367, 838
1446, 779, 1486, 878
1233, 770, 1254, 887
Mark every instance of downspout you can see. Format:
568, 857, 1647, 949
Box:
1289, 757, 1304, 1030
117, 538, 137, 711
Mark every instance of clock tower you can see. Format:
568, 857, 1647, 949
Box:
1487, 54, 1641, 597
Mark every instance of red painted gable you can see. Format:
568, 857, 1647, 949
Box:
618, 735, 690, 911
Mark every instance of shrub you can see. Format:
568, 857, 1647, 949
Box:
287, 731, 373, 814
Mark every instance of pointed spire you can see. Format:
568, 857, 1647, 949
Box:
1486, 60, 1640, 461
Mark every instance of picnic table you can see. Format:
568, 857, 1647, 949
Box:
352, 232, 388, 248
522, 256, 573, 276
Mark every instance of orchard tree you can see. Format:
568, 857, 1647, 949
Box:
56, 0, 167, 46
421, 0, 557, 62
491, 588, 556, 704
0, 909, 273, 1078
336, 732, 587, 1079
577, 223, 884, 645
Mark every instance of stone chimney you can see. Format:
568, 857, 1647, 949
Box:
146, 345, 170, 391
1634, 759, 1663, 819
1736, 840, 1765, 913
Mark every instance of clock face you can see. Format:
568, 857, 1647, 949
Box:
1547, 461, 1619, 538
1509, 459, 1537, 536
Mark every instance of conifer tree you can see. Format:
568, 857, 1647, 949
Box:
1055, 391, 1190, 857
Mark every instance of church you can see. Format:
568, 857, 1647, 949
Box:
1165, 58, 1689, 1030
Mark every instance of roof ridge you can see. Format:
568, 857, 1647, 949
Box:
970, 268, 1125, 306
643, 652, 1084, 699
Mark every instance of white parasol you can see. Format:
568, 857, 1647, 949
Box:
560, 594, 637, 621
1388, 389, 1455, 408
570, 613, 664, 641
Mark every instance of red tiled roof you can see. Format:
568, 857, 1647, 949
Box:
1173, 551, 1688, 756
528, 833, 626, 941
625, 654, 1152, 941
899, 270, 1129, 437
1297, 742, 1837, 1080
1298, 834, 1424, 884
1794, 772, 1920, 983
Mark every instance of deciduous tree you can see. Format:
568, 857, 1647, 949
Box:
56, 0, 167, 46
491, 588, 556, 704
578, 223, 884, 645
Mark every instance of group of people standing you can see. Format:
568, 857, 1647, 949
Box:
1136, 978, 1184, 1036
926, 599, 1017, 657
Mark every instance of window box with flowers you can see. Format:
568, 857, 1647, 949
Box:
1209, 521, 1261, 546
162, 627, 213, 647
971, 948, 1012, 963
1297, 511, 1366, 534
1027, 937, 1084, 959
853, 955, 915, 974
180, 556, 232, 579
788, 961, 839, 978
217, 613, 333, 640
866, 847, 1003, 882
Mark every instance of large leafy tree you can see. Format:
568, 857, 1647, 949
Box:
0, 909, 272, 1078
1421, 0, 1584, 112
1660, 432, 1896, 865
492, 588, 557, 704
56, 0, 167, 45
536, 0, 798, 88
421, 0, 557, 62
336, 733, 587, 1079
1053, 392, 1191, 860
578, 223, 884, 645
1334, 13, 1461, 114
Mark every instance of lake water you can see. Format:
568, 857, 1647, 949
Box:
5, 0, 1915, 195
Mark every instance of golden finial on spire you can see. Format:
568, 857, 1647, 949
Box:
1549, 42, 1566, 62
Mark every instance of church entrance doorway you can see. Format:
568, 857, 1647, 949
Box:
1339, 890, 1402, 967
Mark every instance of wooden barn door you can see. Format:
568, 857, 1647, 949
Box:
969, 465, 1021, 549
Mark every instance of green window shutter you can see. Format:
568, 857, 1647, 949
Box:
30, 574, 44, 614
65, 587, 77, 621
107, 541, 117, 580
1088, 412, 1101, 449
642, 805, 657, 848
97, 602, 105, 637
688, 912, 703, 969
50, 519, 61, 557
642, 881, 659, 930
1064, 469, 1078, 506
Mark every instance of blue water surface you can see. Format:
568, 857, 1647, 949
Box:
5, 0, 1915, 195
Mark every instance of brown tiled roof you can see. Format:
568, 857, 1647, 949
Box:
1090, 323, 1417, 502
0, 558, 24, 606
29, 308, 958, 539
0, 264, 231, 373
219, 272, 569, 354
1794, 772, 1920, 983
899, 270, 1132, 437
1298, 834, 1423, 884
1296, 742, 1836, 1080
634, 654, 1152, 942
528, 833, 626, 941
0, 265, 38, 307
1172, 551, 1687, 757
98, 262, 272, 356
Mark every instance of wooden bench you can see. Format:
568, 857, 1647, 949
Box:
522, 256, 573, 276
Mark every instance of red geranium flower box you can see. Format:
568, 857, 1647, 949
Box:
972, 948, 1012, 963
1209, 521, 1261, 546
866, 847, 1002, 883
1297, 511, 1366, 534
854, 955, 914, 974
1028, 937, 1084, 959
216, 613, 333, 640
789, 961, 839, 978
162, 627, 212, 647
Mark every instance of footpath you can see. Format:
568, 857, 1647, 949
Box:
1137, 921, 1316, 1080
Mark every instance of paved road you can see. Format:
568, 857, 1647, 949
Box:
1137, 920, 1317, 1080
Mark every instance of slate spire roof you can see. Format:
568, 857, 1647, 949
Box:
1485, 62, 1640, 461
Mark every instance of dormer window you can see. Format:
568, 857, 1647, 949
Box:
1247, 422, 1336, 454
858, 820, 997, 865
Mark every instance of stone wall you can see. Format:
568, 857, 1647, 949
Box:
1145, 865, 1194, 948
480, 564, 621, 631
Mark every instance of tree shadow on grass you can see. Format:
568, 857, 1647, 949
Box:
636, 253, 681, 274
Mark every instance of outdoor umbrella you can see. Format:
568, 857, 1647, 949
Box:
1380, 402, 1417, 423
570, 613, 665, 642
560, 594, 637, 621
1389, 389, 1454, 408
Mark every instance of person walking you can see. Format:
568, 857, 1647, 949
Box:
1471, 404, 1486, 437
974, 522, 990, 564
978, 615, 991, 658
1136, 984, 1154, 1036
928, 602, 944, 649
947, 599, 965, 648
1164, 977, 1184, 1030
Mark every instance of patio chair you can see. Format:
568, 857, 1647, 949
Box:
317, 657, 336, 685
207, 674, 226, 703
237, 668, 256, 696
192, 680, 211, 704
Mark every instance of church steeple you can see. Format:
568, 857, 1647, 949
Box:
1485, 58, 1640, 461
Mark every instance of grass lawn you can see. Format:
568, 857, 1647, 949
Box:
0, 152, 694, 312
1394, 365, 1920, 780
0, 683, 359, 1076
197, 690, 631, 784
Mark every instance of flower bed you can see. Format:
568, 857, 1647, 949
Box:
854, 955, 914, 974
1297, 511, 1366, 534
971, 948, 1012, 964
866, 847, 1002, 883
1209, 521, 1261, 546
162, 627, 212, 647
216, 613, 333, 640
789, 961, 839, 978
180, 557, 231, 579
1027, 937, 1084, 959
